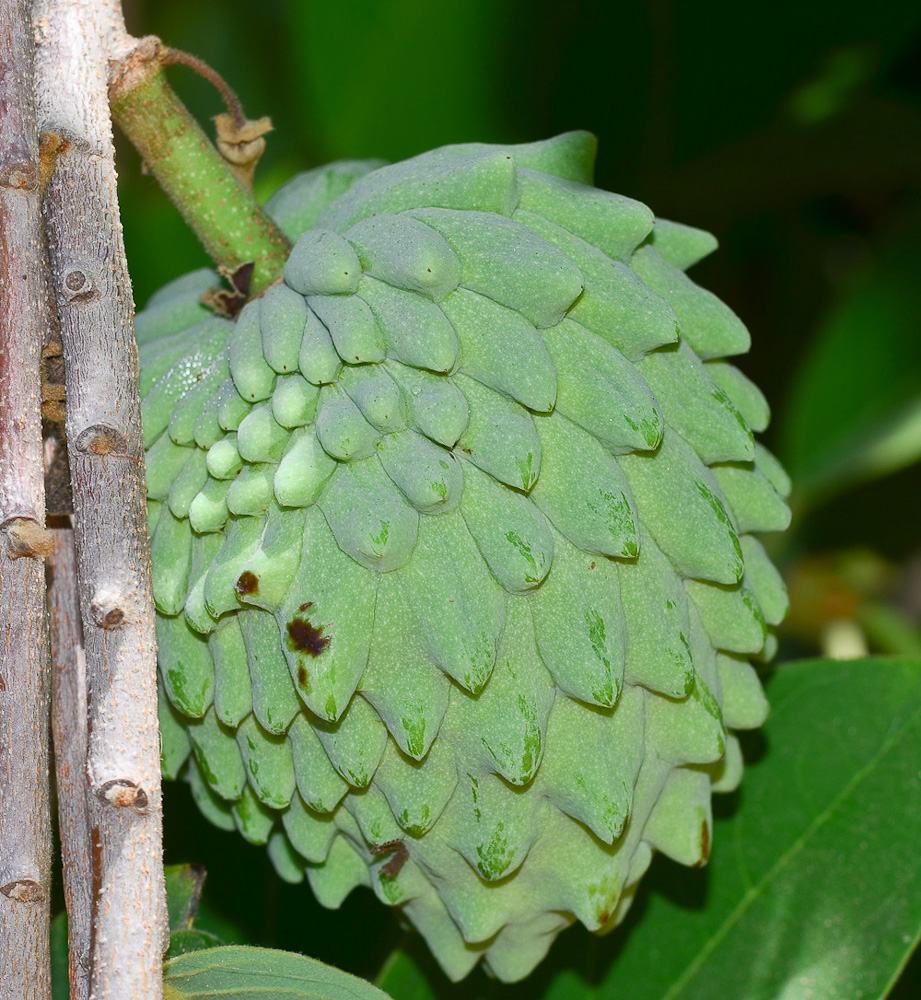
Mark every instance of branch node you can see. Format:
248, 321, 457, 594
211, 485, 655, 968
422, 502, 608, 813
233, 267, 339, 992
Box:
0, 161, 38, 191
74, 424, 127, 456
90, 589, 128, 629
96, 779, 149, 813
1, 517, 53, 559
60, 265, 99, 304
0, 880, 46, 903
38, 130, 71, 197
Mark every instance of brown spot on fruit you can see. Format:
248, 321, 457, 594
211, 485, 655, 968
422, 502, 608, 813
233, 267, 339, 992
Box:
298, 665, 308, 686
371, 839, 409, 878
694, 820, 711, 868
235, 571, 259, 597
299, 601, 313, 612
287, 614, 331, 656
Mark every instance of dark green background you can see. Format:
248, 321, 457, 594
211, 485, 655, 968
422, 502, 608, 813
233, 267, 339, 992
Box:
110, 0, 921, 993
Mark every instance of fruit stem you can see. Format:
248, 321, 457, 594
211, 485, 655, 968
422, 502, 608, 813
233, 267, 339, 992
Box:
108, 36, 292, 296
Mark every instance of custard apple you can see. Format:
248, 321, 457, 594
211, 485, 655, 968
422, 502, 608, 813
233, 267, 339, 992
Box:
140, 131, 791, 982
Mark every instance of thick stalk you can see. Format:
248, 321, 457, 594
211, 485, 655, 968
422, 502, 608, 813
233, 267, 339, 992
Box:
109, 36, 291, 295
33, 3, 166, 998
0, 0, 53, 997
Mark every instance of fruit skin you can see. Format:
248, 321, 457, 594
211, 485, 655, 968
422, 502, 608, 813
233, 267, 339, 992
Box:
140, 133, 790, 982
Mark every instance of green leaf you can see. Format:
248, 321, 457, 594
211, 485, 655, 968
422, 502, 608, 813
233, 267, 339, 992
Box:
164, 945, 394, 999
283, 2, 505, 162
375, 948, 439, 1000
169, 929, 225, 957
165, 863, 207, 932
50, 911, 68, 1000
781, 210, 921, 503
377, 657, 921, 999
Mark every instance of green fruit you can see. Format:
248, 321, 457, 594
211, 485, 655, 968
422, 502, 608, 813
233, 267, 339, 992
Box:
141, 133, 789, 982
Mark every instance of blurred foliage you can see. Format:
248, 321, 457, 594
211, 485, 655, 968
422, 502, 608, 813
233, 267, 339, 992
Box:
110, 0, 921, 994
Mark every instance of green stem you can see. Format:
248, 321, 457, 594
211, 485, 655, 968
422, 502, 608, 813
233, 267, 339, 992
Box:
109, 43, 291, 296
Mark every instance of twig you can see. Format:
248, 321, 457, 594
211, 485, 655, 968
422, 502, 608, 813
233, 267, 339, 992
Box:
33, 2, 166, 998
47, 520, 91, 1000
109, 35, 291, 294
0, 0, 54, 997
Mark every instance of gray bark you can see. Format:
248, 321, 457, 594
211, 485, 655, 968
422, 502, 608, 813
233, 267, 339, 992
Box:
0, 0, 54, 997
34, 2, 166, 997
48, 521, 92, 1000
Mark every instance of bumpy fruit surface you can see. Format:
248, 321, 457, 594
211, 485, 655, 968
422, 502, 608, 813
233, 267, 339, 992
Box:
140, 132, 790, 982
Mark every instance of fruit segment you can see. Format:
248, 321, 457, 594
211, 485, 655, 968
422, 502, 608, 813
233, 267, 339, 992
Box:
357, 275, 458, 372
454, 374, 541, 491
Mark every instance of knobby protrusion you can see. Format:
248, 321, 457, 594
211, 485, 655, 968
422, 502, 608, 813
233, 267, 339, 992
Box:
0, 880, 46, 903
60, 265, 99, 303
90, 588, 128, 629
0, 160, 38, 190
97, 778, 149, 812
74, 423, 128, 456
1, 516, 54, 558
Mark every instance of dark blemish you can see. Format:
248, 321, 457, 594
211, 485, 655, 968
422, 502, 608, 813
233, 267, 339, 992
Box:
590, 562, 596, 569
299, 602, 314, 612
287, 614, 331, 657
694, 820, 711, 868
228, 261, 255, 296
371, 839, 409, 878
90, 825, 102, 939
597, 910, 610, 925
461, 447, 472, 454
298, 665, 308, 686
0, 879, 44, 902
202, 260, 255, 318
235, 571, 259, 597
